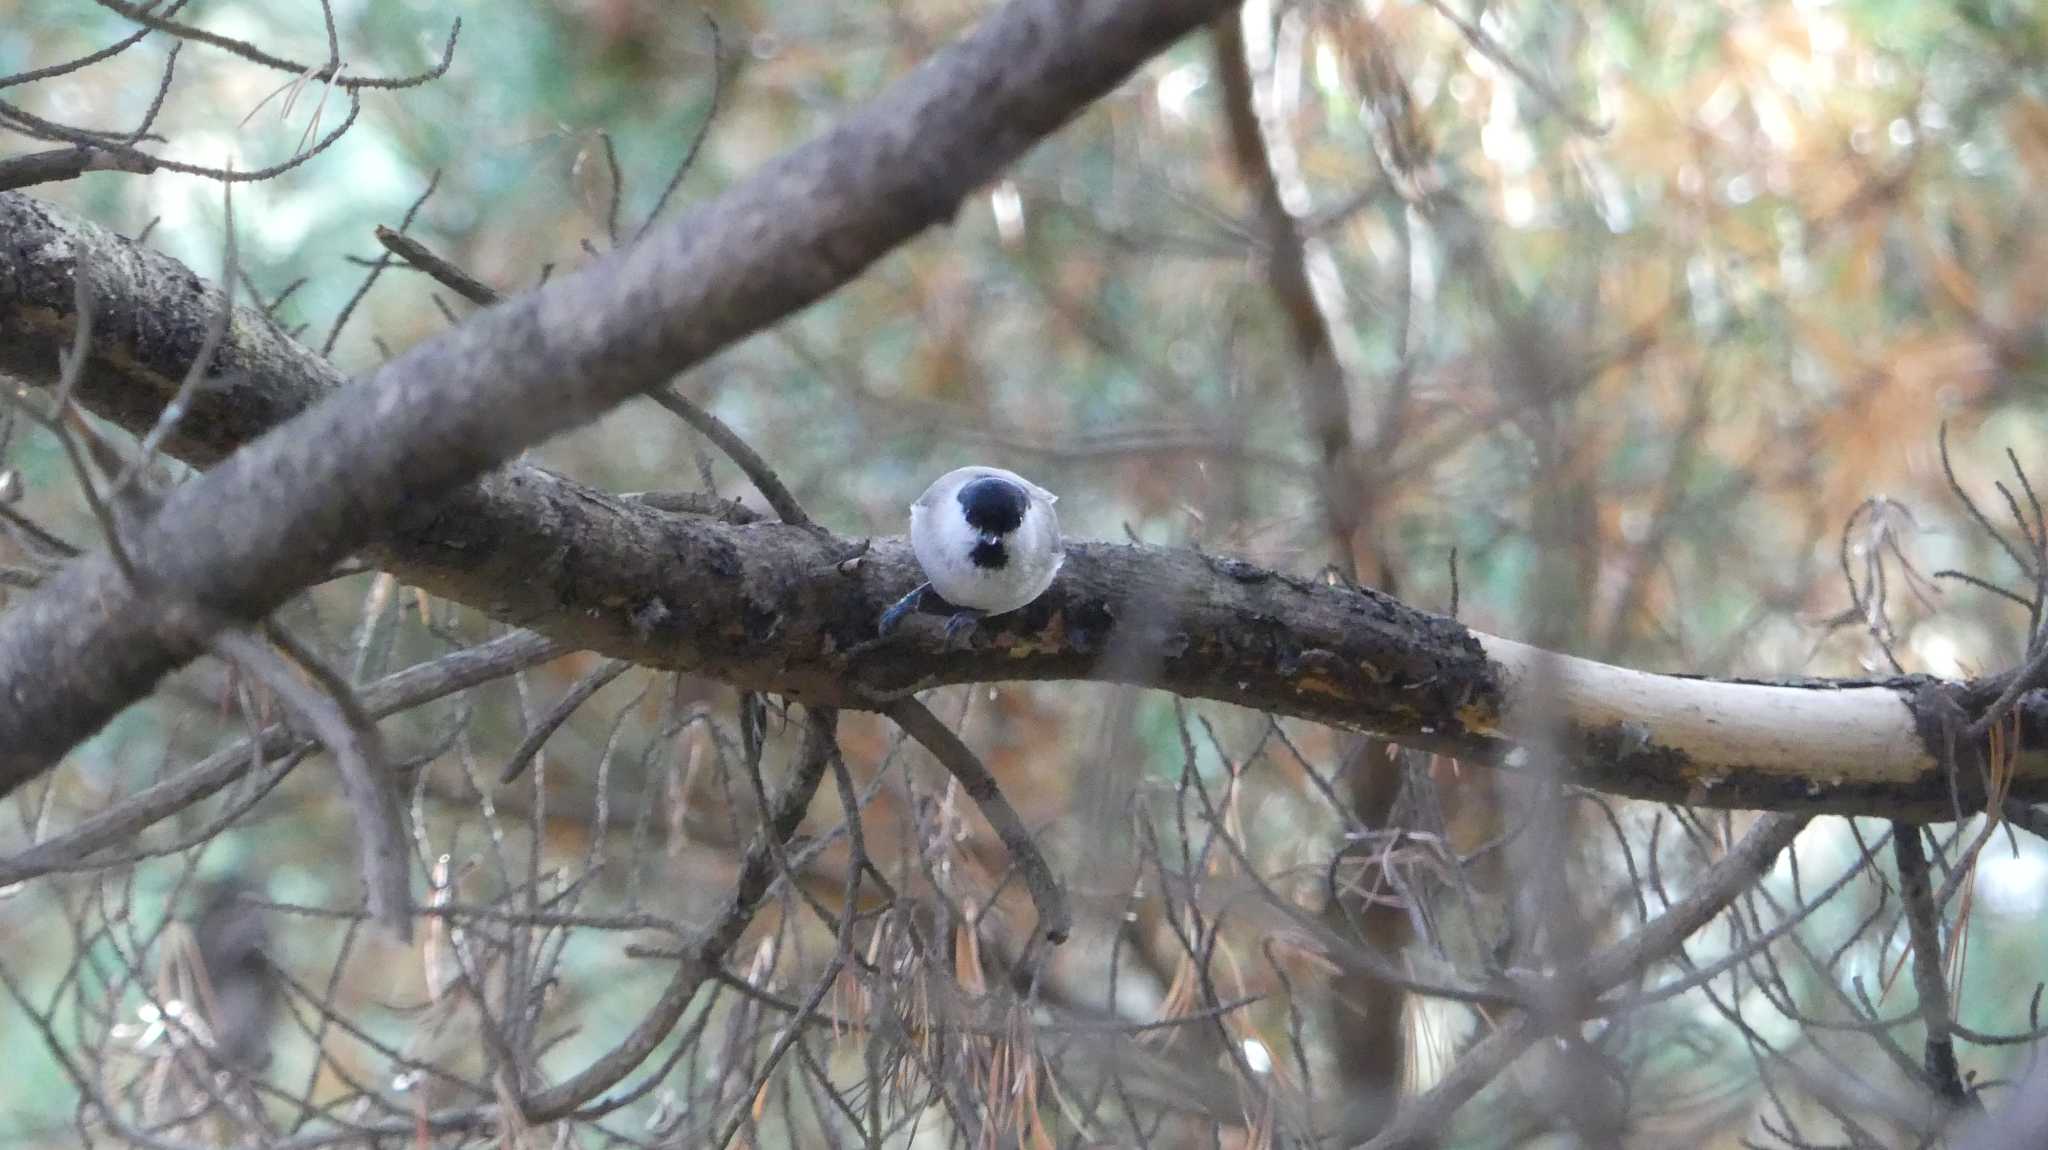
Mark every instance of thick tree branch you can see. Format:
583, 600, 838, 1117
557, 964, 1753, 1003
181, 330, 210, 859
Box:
6, 183, 2048, 817
6, 23, 2048, 821
0, 0, 1243, 792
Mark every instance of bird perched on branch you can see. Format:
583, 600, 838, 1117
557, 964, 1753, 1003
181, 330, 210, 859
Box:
879, 466, 1064, 641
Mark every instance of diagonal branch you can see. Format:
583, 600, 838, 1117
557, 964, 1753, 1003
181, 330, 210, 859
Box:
0, 0, 1246, 795
882, 697, 1072, 944
213, 625, 412, 938
1892, 823, 1972, 1108
518, 704, 840, 1121
495, 657, 633, 784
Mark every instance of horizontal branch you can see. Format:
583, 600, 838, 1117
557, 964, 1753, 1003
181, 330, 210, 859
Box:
3, 48, 2044, 822
5, 193, 2043, 819
0, 146, 158, 193
5, 189, 2045, 816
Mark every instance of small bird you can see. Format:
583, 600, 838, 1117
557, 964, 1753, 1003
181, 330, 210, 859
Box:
879, 466, 1064, 641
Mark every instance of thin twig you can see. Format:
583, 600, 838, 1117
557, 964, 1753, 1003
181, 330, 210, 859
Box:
0, 145, 157, 192
325, 172, 439, 355
90, 0, 459, 90
637, 12, 726, 240
213, 626, 411, 939
1414, 0, 1607, 135
646, 389, 812, 527
1891, 822, 1971, 1108
498, 658, 633, 783
116, 180, 237, 494
0, 629, 563, 888
374, 225, 497, 306
1967, 643, 2048, 742
515, 706, 838, 1120
371, 227, 815, 529
881, 697, 1070, 944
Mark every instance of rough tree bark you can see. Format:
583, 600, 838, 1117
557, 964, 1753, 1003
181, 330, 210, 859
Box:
1, 7, 2044, 819
0, 0, 1246, 787
4, 189, 2039, 817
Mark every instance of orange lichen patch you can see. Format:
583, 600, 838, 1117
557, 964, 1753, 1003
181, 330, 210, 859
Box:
1454, 700, 1503, 735
997, 610, 1069, 658
1291, 673, 1351, 702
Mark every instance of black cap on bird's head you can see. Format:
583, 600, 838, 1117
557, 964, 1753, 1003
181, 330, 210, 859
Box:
957, 475, 1029, 537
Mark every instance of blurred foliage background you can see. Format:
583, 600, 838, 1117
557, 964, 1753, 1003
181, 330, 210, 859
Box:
5, 0, 2048, 1146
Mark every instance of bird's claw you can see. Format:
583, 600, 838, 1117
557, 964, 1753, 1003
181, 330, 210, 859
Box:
879, 585, 985, 645
878, 583, 932, 637
942, 610, 985, 644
